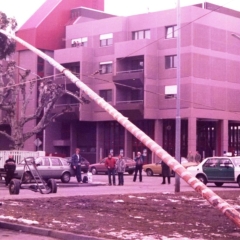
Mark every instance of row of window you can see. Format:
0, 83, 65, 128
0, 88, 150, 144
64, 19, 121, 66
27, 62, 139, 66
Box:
71, 25, 177, 48
99, 55, 176, 75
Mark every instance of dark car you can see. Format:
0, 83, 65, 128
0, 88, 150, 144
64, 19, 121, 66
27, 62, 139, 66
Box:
89, 156, 136, 175
65, 157, 90, 173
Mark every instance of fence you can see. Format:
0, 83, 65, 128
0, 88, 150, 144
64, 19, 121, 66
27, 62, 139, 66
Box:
0, 151, 45, 169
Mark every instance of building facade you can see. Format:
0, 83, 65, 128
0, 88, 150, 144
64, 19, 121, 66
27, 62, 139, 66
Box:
3, 1, 240, 163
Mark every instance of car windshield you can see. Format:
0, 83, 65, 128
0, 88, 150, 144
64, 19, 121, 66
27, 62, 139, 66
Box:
232, 158, 240, 166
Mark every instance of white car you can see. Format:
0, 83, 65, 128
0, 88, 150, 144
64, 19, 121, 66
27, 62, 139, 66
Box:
187, 156, 240, 187
14, 157, 75, 183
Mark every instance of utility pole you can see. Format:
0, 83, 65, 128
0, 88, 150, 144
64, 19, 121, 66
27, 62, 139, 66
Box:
175, 0, 181, 193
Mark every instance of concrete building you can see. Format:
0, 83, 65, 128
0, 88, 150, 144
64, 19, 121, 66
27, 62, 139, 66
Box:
3, 1, 240, 163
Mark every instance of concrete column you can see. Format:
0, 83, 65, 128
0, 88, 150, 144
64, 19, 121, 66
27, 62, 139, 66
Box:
124, 129, 132, 158
188, 117, 197, 154
153, 119, 163, 163
96, 122, 104, 163
221, 119, 228, 155
70, 122, 77, 154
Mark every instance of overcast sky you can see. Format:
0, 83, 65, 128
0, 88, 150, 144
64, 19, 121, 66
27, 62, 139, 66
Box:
0, 0, 239, 28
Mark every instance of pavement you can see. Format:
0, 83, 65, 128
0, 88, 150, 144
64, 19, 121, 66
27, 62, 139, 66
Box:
0, 174, 238, 239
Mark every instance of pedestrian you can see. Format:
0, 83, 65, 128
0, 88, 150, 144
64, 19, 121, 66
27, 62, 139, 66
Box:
195, 151, 201, 163
115, 154, 126, 186
4, 155, 16, 186
133, 151, 144, 182
187, 150, 194, 162
71, 148, 83, 183
161, 160, 171, 184
105, 153, 116, 186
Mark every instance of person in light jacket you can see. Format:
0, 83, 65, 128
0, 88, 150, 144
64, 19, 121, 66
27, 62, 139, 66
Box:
115, 154, 126, 186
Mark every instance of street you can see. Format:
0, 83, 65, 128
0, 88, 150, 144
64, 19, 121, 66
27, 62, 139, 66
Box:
0, 173, 238, 200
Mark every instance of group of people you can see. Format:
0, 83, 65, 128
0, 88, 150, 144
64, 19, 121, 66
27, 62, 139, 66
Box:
71, 148, 172, 186
105, 151, 146, 186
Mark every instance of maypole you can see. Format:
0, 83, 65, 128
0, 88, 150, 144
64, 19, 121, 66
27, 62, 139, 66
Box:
1, 29, 240, 227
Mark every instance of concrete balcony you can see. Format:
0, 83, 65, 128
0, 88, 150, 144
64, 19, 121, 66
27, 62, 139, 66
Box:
115, 100, 144, 119
51, 103, 80, 120
113, 70, 144, 87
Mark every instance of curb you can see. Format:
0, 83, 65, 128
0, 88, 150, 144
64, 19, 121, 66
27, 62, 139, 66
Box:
0, 220, 106, 240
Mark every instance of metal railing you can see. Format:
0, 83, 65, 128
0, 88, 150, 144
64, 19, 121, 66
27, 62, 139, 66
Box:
0, 150, 45, 168
116, 100, 143, 104
116, 69, 144, 74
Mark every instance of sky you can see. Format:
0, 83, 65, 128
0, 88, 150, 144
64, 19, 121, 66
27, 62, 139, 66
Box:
0, 0, 240, 28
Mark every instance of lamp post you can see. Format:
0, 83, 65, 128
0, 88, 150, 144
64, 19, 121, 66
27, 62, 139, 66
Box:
175, 0, 181, 193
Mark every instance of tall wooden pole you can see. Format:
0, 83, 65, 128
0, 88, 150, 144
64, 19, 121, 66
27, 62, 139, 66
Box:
1, 29, 240, 228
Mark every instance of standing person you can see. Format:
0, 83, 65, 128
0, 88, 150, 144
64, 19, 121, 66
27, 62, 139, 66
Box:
115, 154, 126, 186
195, 151, 201, 164
105, 153, 116, 186
4, 155, 16, 186
161, 160, 171, 184
187, 150, 194, 162
71, 148, 83, 183
133, 152, 144, 182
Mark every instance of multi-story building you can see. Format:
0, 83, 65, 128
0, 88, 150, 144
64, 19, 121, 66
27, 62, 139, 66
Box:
2, 1, 240, 163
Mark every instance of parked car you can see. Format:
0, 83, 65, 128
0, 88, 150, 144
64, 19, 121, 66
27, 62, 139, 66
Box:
143, 157, 191, 176
89, 156, 136, 175
14, 156, 75, 183
187, 156, 240, 187
65, 157, 90, 173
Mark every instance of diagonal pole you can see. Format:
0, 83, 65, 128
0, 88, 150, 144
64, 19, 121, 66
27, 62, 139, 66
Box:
1, 29, 240, 227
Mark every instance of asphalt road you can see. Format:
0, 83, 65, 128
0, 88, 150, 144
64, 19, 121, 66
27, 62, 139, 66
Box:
0, 173, 239, 200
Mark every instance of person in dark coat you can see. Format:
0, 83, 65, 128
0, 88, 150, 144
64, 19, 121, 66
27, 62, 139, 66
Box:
4, 155, 16, 186
133, 152, 144, 182
105, 153, 116, 186
161, 160, 171, 184
71, 148, 83, 183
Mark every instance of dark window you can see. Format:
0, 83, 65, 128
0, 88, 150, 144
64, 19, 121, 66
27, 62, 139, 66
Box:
131, 59, 144, 71
100, 63, 112, 74
166, 25, 178, 39
71, 37, 88, 47
132, 30, 150, 40
165, 55, 177, 69
100, 89, 112, 102
100, 33, 113, 47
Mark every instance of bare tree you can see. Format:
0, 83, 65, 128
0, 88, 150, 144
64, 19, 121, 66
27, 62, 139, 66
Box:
0, 12, 89, 149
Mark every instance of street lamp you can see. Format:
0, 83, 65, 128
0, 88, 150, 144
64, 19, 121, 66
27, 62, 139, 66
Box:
175, 0, 181, 193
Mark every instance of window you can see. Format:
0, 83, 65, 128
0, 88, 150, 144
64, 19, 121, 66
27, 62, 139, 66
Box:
166, 25, 178, 39
165, 55, 177, 69
71, 37, 88, 47
100, 33, 113, 47
132, 29, 150, 40
100, 61, 113, 74
100, 89, 112, 102
131, 59, 144, 71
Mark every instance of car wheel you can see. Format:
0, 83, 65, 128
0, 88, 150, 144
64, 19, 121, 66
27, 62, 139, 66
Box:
214, 182, 224, 187
9, 179, 21, 195
196, 174, 207, 185
91, 167, 97, 175
128, 170, 134, 175
61, 172, 71, 183
47, 178, 57, 193
146, 169, 153, 176
23, 171, 33, 183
